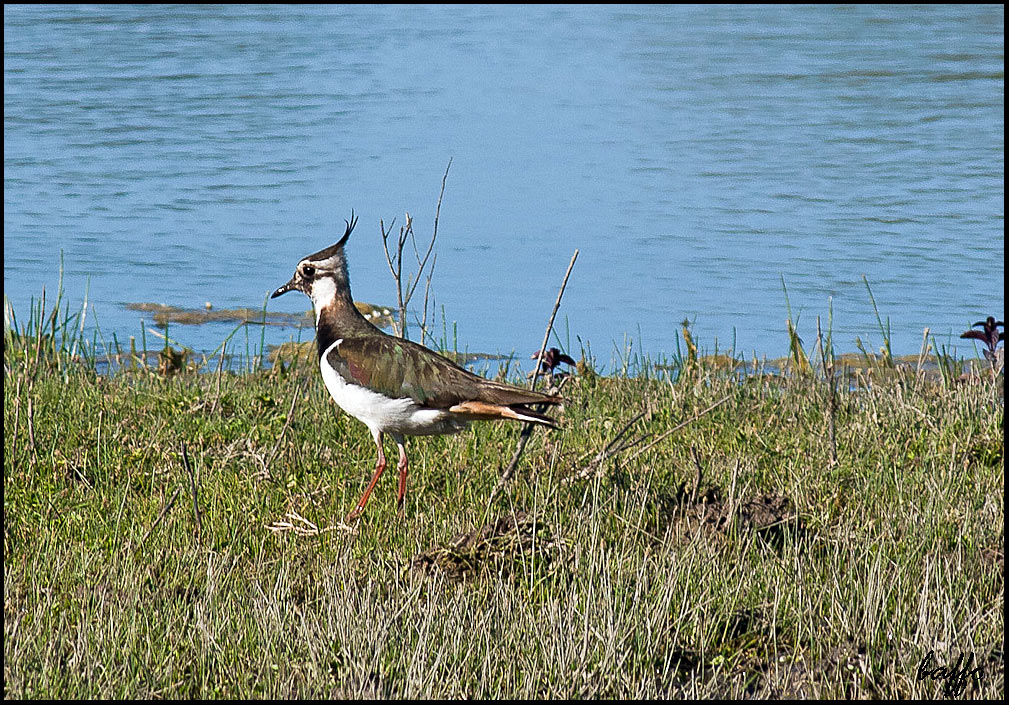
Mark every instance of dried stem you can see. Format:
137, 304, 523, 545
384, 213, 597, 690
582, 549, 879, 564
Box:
561, 407, 653, 485
380, 159, 452, 341
406, 158, 450, 307
529, 250, 579, 390
494, 249, 579, 494
726, 458, 741, 523
138, 487, 181, 548
11, 378, 21, 473
181, 441, 202, 540
622, 394, 733, 465
208, 340, 226, 415
380, 216, 408, 337
419, 255, 437, 346
27, 380, 37, 472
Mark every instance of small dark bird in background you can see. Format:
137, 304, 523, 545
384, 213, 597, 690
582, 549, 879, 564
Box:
531, 347, 577, 377
960, 316, 1004, 362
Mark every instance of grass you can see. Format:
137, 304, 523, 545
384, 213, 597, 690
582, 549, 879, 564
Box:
3, 295, 1005, 698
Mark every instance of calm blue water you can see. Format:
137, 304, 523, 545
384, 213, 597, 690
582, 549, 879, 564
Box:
4, 5, 1004, 368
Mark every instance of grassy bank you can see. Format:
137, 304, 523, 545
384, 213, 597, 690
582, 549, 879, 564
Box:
3, 312, 1004, 698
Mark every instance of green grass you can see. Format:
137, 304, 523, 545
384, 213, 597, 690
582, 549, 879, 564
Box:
3, 306, 1004, 698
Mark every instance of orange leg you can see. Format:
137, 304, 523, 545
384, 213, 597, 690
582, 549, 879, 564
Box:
345, 431, 386, 522
394, 435, 409, 515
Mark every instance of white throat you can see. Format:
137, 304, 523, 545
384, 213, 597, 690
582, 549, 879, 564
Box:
310, 276, 338, 323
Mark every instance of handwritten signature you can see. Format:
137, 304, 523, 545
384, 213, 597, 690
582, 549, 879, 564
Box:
917, 650, 984, 698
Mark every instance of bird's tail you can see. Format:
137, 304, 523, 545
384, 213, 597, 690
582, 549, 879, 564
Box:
448, 400, 561, 428
506, 403, 560, 429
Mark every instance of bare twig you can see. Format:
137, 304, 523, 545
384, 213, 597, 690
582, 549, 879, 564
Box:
181, 442, 202, 540
561, 407, 653, 486
380, 216, 408, 337
266, 510, 349, 536
528, 250, 580, 391
595, 408, 652, 460
418, 255, 437, 346
559, 394, 732, 488
623, 394, 733, 465
27, 382, 37, 471
208, 340, 226, 415
405, 158, 451, 307
915, 327, 931, 378
381, 159, 452, 341
495, 249, 579, 493
138, 486, 182, 547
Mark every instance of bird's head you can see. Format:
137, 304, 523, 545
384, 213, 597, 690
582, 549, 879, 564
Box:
272, 213, 358, 310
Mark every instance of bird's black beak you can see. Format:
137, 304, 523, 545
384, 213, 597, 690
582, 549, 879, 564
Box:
271, 278, 297, 299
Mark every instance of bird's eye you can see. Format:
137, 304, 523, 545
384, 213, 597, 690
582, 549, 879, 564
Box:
302, 265, 316, 278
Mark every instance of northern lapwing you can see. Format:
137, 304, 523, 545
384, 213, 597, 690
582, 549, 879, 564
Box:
272, 214, 563, 521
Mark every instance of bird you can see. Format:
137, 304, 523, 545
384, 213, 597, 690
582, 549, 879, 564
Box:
960, 316, 1004, 362
272, 213, 563, 521
530, 347, 577, 377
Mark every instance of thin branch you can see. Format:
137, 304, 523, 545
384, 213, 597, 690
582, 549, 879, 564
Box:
405, 158, 451, 304
419, 254, 436, 346
380, 218, 407, 337
561, 407, 653, 485
588, 408, 652, 466
380, 160, 452, 340
529, 250, 579, 391
623, 394, 733, 464
181, 441, 202, 540
495, 249, 579, 494
138, 487, 181, 548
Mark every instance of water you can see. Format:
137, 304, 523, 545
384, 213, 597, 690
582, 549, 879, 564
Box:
4, 5, 1004, 368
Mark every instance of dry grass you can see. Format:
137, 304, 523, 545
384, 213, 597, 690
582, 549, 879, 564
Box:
3, 312, 1004, 698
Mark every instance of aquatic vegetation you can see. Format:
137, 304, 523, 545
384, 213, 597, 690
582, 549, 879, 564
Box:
125, 301, 395, 330
780, 277, 811, 376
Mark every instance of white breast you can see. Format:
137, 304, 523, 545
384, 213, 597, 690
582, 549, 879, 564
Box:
319, 340, 468, 437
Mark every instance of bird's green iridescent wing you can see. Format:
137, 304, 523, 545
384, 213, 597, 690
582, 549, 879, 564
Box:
324, 336, 481, 408
325, 335, 560, 410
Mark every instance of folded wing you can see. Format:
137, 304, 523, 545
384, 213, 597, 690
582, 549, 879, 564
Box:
325, 336, 563, 414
